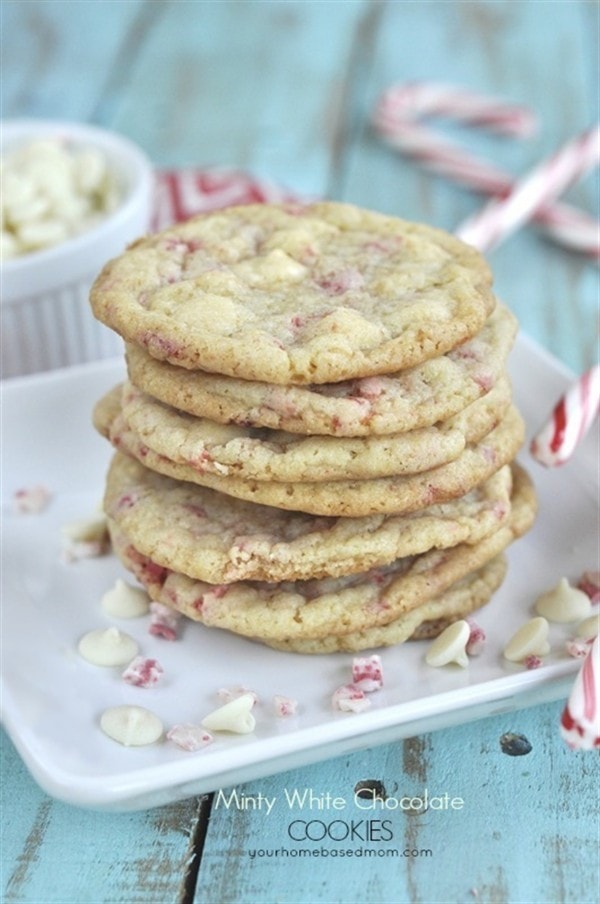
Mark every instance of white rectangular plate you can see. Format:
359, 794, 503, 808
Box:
1, 334, 597, 811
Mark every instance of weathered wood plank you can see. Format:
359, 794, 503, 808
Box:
197, 702, 598, 904
1, 2, 598, 903
2, 0, 146, 121
106, 0, 373, 195
340, 0, 598, 373
0, 729, 203, 904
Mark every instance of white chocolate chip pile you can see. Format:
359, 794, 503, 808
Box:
1, 137, 121, 259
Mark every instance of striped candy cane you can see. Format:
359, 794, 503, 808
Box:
456, 126, 600, 253
530, 365, 600, 467
373, 82, 599, 257
560, 636, 600, 750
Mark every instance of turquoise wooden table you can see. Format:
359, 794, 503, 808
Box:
2, 2, 599, 902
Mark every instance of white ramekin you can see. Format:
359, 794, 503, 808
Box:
1, 120, 154, 378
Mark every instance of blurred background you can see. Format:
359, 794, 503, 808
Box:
3, 0, 598, 371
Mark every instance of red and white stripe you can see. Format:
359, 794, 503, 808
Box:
152, 166, 302, 231
560, 636, 600, 750
530, 364, 600, 467
373, 82, 599, 258
374, 82, 537, 139
456, 126, 600, 254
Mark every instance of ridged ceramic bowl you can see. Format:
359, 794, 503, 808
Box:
1, 120, 153, 378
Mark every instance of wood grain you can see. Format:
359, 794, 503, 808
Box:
1, 1, 598, 902
1, 730, 202, 903
197, 701, 598, 904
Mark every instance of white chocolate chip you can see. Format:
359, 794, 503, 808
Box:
78, 627, 139, 667
101, 579, 150, 619
425, 620, 470, 668
503, 617, 550, 663
61, 513, 110, 561
62, 513, 108, 543
201, 693, 256, 734
576, 613, 600, 641
534, 578, 592, 623
100, 705, 163, 747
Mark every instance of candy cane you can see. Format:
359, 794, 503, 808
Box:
372, 82, 599, 257
560, 636, 599, 750
456, 126, 600, 253
530, 365, 600, 467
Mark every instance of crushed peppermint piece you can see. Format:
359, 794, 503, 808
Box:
466, 618, 486, 656
201, 693, 256, 734
425, 620, 470, 668
122, 656, 164, 688
351, 655, 383, 692
149, 601, 181, 640
167, 723, 214, 751
217, 686, 260, 705
565, 638, 592, 659
577, 571, 600, 605
524, 654, 543, 670
332, 684, 372, 714
273, 694, 298, 717
13, 484, 52, 514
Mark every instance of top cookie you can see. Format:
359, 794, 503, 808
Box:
91, 202, 495, 384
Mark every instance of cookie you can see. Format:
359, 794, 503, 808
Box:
90, 201, 495, 384
115, 375, 511, 484
125, 303, 517, 437
107, 463, 536, 644
267, 556, 508, 653
104, 451, 513, 582
94, 388, 524, 517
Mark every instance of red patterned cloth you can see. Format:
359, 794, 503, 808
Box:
153, 167, 302, 230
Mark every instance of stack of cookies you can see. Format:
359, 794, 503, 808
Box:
90, 201, 536, 653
